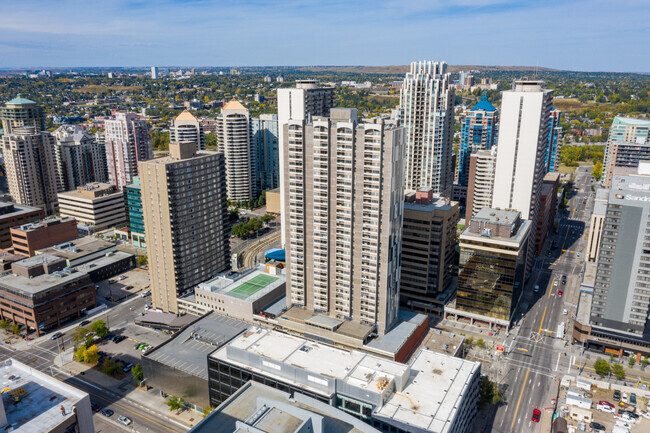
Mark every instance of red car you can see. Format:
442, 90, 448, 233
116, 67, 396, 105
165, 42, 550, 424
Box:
558, 290, 563, 296
532, 408, 541, 422
599, 400, 614, 408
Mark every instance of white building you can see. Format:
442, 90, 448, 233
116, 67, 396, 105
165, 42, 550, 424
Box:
277, 80, 334, 246
58, 182, 126, 232
283, 109, 404, 334
151, 66, 158, 79
170, 110, 205, 151
216, 100, 257, 203
0, 359, 94, 433
491, 80, 553, 221
465, 147, 497, 221
53, 125, 107, 190
1, 127, 61, 214
104, 112, 152, 188
401, 61, 455, 194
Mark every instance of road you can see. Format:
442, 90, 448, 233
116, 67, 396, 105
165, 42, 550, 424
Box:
0, 294, 188, 433
240, 229, 281, 268
488, 166, 595, 432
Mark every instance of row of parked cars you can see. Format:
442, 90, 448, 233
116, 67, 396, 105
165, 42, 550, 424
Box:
91, 404, 132, 426
596, 395, 650, 429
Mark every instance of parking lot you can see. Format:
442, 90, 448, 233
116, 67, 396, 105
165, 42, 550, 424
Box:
96, 269, 150, 304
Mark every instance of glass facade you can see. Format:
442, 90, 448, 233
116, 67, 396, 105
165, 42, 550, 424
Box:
125, 178, 144, 247
456, 241, 526, 321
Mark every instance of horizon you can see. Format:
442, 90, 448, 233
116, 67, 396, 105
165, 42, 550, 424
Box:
0, 1, 648, 72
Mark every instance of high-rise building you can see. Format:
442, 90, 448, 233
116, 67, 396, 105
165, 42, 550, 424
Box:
277, 80, 335, 246
170, 110, 204, 150
1, 127, 61, 214
457, 93, 499, 193
465, 147, 497, 222
282, 109, 405, 334
151, 66, 159, 79
448, 208, 531, 327
251, 114, 279, 191
140, 142, 230, 313
546, 107, 563, 173
400, 61, 455, 193
0, 95, 45, 134
535, 172, 560, 254
57, 183, 126, 233
586, 188, 608, 263
400, 189, 459, 317
104, 112, 152, 188
53, 125, 107, 190
216, 100, 257, 203
125, 177, 145, 248
602, 117, 650, 188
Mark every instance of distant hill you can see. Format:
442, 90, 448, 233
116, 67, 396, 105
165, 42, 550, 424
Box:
297, 65, 560, 74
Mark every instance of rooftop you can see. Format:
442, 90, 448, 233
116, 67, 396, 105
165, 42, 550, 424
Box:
14, 216, 75, 232
197, 267, 285, 302
470, 93, 497, 112
141, 149, 217, 166
612, 116, 650, 126
35, 237, 115, 261
58, 182, 121, 199
472, 207, 519, 225
189, 381, 379, 433
0, 359, 90, 433
145, 313, 248, 380
0, 257, 86, 296
5, 95, 36, 106
175, 109, 198, 122
75, 251, 134, 272
364, 311, 428, 356
0, 202, 42, 219
222, 99, 247, 111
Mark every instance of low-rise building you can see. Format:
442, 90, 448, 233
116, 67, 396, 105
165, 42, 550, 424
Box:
208, 328, 480, 433
0, 254, 95, 336
75, 251, 135, 282
535, 172, 560, 255
0, 359, 94, 433
189, 381, 381, 433
0, 202, 44, 249
9, 216, 78, 257
35, 237, 116, 267
57, 182, 126, 234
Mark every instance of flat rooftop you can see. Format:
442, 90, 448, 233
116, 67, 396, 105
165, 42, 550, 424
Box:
145, 313, 248, 380
35, 237, 115, 260
0, 264, 86, 296
0, 359, 89, 433
404, 197, 456, 213
143, 150, 217, 166
190, 381, 377, 433
14, 216, 75, 233
461, 219, 531, 247
364, 310, 428, 355
576, 291, 593, 326
58, 182, 121, 199
197, 267, 285, 303
75, 251, 134, 271
0, 202, 42, 219
279, 306, 373, 340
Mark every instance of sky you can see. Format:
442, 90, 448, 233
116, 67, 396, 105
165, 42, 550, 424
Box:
0, 0, 648, 72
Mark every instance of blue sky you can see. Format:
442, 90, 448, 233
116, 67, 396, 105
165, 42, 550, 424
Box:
0, 0, 648, 71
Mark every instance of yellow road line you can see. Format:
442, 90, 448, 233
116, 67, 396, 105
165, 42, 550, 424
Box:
547, 279, 554, 299
89, 390, 183, 433
511, 368, 530, 429
539, 306, 548, 333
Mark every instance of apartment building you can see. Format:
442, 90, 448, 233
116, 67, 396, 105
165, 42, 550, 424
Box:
104, 112, 152, 187
602, 117, 650, 188
465, 147, 497, 222
53, 125, 107, 190
252, 113, 280, 191
170, 110, 204, 151
546, 107, 563, 173
0, 95, 45, 134
283, 109, 405, 335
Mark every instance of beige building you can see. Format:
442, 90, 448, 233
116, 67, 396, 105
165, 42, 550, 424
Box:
283, 108, 405, 335
465, 147, 497, 222
140, 142, 230, 313
57, 183, 126, 232
2, 127, 61, 215
400, 189, 459, 317
53, 125, 107, 190
0, 95, 45, 134
170, 110, 204, 150
586, 188, 608, 262
216, 100, 256, 202
265, 187, 281, 214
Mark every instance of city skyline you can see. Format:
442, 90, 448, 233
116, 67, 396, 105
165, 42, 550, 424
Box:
0, 0, 648, 72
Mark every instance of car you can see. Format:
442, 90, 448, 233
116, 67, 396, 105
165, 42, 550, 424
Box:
598, 400, 614, 408
534, 285, 540, 293
630, 393, 636, 406
113, 335, 127, 343
79, 320, 91, 327
144, 304, 151, 311
620, 409, 638, 420
558, 290, 563, 296
141, 290, 151, 297
613, 390, 621, 401
641, 410, 650, 420
118, 275, 127, 281
91, 402, 101, 412
597, 402, 615, 413
622, 392, 629, 404
100, 409, 114, 417
583, 201, 586, 204
589, 421, 606, 432
124, 285, 134, 290
118, 416, 132, 426
122, 363, 133, 372
50, 332, 63, 340
531, 408, 541, 422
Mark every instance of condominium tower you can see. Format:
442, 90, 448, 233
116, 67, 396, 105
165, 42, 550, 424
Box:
465, 147, 497, 222
216, 100, 257, 202
105, 112, 152, 187
546, 107, 563, 173
602, 117, 650, 188
252, 114, 280, 191
53, 125, 107, 190
170, 110, 205, 151
0, 95, 45, 134
283, 109, 405, 334
1, 127, 61, 214
400, 61, 455, 193
277, 80, 335, 246
140, 142, 230, 313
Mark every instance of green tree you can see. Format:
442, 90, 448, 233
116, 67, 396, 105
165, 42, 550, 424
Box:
132, 364, 143, 382
592, 161, 602, 180
90, 320, 109, 339
74, 346, 87, 362
0, 319, 9, 330
102, 359, 116, 375
612, 364, 625, 380
641, 356, 649, 368
248, 217, 263, 232
10, 323, 21, 335
166, 395, 185, 412
261, 214, 274, 225
202, 405, 215, 418
476, 338, 486, 349
137, 255, 148, 266
72, 327, 91, 346
629, 356, 636, 368
205, 133, 218, 150
229, 208, 240, 221
84, 344, 100, 364
594, 359, 611, 377
150, 130, 170, 150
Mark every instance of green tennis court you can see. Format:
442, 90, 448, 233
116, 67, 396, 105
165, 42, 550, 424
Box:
228, 274, 278, 299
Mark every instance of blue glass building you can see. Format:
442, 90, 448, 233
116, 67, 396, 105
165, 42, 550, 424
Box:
251, 114, 279, 192
546, 107, 562, 173
125, 177, 145, 247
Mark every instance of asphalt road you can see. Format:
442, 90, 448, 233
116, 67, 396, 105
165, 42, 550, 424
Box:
489, 166, 595, 432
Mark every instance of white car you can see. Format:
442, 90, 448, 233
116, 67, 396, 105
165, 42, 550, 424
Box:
118, 416, 132, 426
621, 392, 629, 404
141, 290, 151, 297
597, 403, 615, 413
554, 280, 559, 287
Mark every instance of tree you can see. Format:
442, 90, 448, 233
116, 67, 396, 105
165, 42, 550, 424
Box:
248, 217, 263, 232
592, 161, 602, 180
476, 338, 486, 349
261, 214, 274, 225
132, 364, 143, 382
166, 395, 185, 411
628, 356, 635, 368
137, 255, 148, 266
641, 356, 649, 368
10, 323, 21, 335
72, 327, 91, 346
478, 376, 501, 408
594, 359, 611, 377
612, 364, 625, 380
84, 345, 100, 364
205, 133, 218, 150
90, 320, 109, 339
0, 319, 9, 330
202, 405, 214, 418
102, 358, 117, 375
74, 346, 86, 362
229, 208, 239, 221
